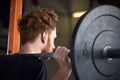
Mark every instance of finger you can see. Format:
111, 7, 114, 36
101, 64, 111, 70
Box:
60, 47, 70, 61
54, 46, 62, 59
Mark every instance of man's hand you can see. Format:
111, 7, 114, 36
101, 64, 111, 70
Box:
52, 46, 72, 80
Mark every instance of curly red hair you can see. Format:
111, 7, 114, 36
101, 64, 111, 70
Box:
18, 7, 58, 45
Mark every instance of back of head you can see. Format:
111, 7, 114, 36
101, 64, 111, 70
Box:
18, 7, 58, 45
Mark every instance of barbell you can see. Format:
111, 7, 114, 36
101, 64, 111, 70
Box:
1, 5, 120, 80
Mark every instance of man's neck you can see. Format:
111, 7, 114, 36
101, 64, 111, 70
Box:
19, 43, 42, 54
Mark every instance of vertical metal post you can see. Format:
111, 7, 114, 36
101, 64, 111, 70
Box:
7, 0, 23, 54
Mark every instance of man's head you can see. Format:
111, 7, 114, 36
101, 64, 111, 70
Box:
18, 7, 58, 53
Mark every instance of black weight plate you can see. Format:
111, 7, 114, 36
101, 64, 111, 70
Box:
71, 5, 120, 80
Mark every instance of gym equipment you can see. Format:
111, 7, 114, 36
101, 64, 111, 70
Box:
0, 5, 120, 80
71, 5, 120, 80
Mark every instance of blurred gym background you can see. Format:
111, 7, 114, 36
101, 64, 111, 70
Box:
0, 0, 120, 80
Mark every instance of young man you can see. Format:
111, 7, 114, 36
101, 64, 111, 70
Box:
17, 7, 72, 80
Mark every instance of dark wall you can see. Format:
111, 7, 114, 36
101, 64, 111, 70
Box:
95, 0, 120, 8
0, 0, 10, 28
0, 0, 10, 52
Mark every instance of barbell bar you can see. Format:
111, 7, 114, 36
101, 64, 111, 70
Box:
17, 46, 120, 59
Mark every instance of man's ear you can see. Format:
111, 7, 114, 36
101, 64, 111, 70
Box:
41, 32, 48, 43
